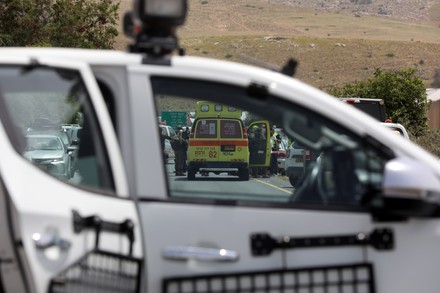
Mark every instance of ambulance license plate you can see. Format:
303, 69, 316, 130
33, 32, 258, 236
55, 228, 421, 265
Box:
221, 145, 235, 152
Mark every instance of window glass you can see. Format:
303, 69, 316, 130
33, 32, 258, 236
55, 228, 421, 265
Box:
195, 119, 217, 139
220, 120, 242, 139
0, 65, 114, 192
152, 77, 392, 207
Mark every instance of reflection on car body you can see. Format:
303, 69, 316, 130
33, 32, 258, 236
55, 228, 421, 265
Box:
25, 134, 73, 179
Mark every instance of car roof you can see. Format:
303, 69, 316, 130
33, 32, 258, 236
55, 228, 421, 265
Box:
26, 134, 62, 143
2, 47, 438, 173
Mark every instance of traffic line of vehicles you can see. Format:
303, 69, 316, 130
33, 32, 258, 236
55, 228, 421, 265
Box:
1, 0, 440, 292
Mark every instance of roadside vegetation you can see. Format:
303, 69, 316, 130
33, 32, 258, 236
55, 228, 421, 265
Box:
0, 0, 119, 48
329, 68, 430, 137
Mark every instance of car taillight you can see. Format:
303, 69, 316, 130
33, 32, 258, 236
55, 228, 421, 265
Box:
278, 152, 286, 158
242, 127, 248, 139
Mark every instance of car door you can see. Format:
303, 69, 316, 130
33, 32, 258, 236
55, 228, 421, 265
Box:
0, 55, 142, 293
122, 64, 415, 293
248, 120, 271, 167
123, 57, 440, 292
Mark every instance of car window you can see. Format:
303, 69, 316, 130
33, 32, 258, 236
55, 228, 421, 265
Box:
152, 77, 393, 207
0, 65, 115, 192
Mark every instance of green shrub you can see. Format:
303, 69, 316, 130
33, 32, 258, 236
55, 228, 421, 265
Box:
0, 0, 119, 49
329, 68, 430, 137
386, 52, 395, 58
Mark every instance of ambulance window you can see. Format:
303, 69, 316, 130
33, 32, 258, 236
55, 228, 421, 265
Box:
0, 65, 115, 193
195, 120, 217, 139
152, 77, 392, 209
220, 120, 242, 139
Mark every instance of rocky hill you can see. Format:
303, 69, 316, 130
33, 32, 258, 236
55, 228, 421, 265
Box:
265, 0, 439, 21
116, 0, 440, 89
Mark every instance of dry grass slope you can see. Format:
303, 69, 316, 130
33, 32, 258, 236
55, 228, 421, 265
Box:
117, 0, 440, 89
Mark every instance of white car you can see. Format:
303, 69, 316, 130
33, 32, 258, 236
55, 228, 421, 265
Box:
24, 134, 73, 179
381, 122, 410, 140
284, 142, 310, 187
163, 138, 175, 164
160, 124, 176, 138
1, 1, 440, 293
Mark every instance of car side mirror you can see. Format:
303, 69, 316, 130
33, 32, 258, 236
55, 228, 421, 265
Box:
376, 157, 440, 218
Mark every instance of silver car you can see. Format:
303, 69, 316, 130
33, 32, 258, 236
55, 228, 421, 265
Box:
24, 134, 73, 179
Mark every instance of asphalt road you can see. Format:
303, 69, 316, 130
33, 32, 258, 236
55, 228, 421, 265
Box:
166, 163, 294, 202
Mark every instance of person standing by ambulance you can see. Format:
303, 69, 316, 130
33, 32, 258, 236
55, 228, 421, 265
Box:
170, 126, 187, 176
182, 127, 190, 172
270, 128, 281, 176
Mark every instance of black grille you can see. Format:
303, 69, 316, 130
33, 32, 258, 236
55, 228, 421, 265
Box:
49, 250, 142, 293
163, 263, 375, 293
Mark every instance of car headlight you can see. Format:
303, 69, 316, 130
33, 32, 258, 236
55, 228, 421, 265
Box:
51, 158, 63, 162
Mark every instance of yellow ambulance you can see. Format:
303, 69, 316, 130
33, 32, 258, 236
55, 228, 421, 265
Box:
187, 101, 250, 180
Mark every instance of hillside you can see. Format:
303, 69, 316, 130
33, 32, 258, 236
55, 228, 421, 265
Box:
266, 0, 439, 21
116, 0, 440, 89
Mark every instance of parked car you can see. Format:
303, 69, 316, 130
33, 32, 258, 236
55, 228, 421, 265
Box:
61, 124, 82, 143
2, 1, 440, 292
24, 134, 73, 179
276, 138, 288, 175
339, 98, 387, 121
27, 117, 60, 132
163, 139, 175, 164
61, 124, 82, 171
381, 122, 410, 140
284, 141, 312, 187
159, 124, 176, 138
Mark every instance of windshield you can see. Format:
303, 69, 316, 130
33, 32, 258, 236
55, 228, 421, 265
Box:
26, 137, 62, 151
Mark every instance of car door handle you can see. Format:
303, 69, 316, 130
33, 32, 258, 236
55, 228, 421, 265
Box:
163, 246, 239, 262
33, 232, 71, 250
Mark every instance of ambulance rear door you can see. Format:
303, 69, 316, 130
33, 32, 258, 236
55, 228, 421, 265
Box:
217, 118, 249, 166
189, 118, 219, 164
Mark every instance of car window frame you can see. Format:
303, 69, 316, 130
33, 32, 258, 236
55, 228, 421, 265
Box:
151, 76, 395, 212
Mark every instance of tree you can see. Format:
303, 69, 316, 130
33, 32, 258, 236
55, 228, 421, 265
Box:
0, 0, 120, 49
329, 68, 430, 137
